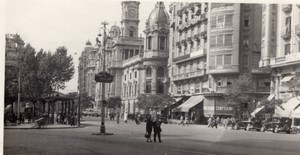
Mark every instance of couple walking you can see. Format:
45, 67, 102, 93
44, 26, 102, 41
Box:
145, 116, 162, 143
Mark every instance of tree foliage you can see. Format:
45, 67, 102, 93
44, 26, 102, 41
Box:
136, 94, 176, 111
107, 97, 122, 109
80, 92, 94, 109
224, 73, 255, 108
283, 72, 300, 96
5, 43, 75, 100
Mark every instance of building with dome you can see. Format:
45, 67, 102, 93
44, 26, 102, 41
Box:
104, 1, 170, 115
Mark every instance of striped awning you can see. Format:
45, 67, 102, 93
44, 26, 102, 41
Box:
177, 95, 204, 112
250, 106, 265, 117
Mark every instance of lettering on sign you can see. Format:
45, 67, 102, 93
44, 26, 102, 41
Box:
216, 106, 233, 111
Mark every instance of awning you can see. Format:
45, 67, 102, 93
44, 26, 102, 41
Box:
267, 94, 275, 101
177, 95, 204, 112
274, 97, 300, 118
175, 97, 182, 102
281, 75, 294, 82
292, 104, 300, 118
250, 106, 265, 117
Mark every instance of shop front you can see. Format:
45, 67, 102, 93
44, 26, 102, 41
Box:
203, 96, 234, 119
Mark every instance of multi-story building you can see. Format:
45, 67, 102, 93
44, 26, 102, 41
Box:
78, 41, 98, 109
169, 2, 270, 121
105, 1, 170, 115
5, 34, 24, 67
260, 4, 300, 102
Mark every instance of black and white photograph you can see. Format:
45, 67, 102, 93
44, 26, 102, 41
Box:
2, 0, 300, 154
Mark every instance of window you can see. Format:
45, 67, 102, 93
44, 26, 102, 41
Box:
183, 84, 188, 94
148, 36, 152, 50
217, 15, 225, 28
224, 34, 232, 46
264, 82, 270, 87
135, 71, 137, 78
124, 75, 126, 81
134, 84, 137, 96
243, 55, 249, 67
129, 31, 133, 37
160, 36, 166, 50
146, 67, 152, 77
243, 35, 249, 48
145, 81, 151, 93
217, 78, 222, 87
211, 16, 217, 28
129, 85, 132, 97
227, 82, 232, 86
209, 56, 215, 66
157, 80, 164, 94
130, 73, 132, 79
244, 16, 250, 27
210, 36, 216, 47
195, 84, 200, 93
225, 14, 233, 27
135, 50, 139, 55
285, 43, 290, 55
157, 67, 164, 77
177, 85, 182, 94
252, 53, 260, 68
224, 55, 231, 65
217, 35, 223, 47
216, 55, 222, 66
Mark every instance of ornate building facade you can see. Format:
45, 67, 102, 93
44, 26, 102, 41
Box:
260, 4, 300, 102
5, 34, 25, 67
78, 41, 98, 109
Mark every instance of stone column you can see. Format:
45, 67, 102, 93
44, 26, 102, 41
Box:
151, 65, 157, 94
51, 102, 55, 124
275, 75, 280, 99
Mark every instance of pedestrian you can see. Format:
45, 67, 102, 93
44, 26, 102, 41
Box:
207, 117, 213, 127
28, 111, 32, 124
184, 116, 189, 126
57, 114, 60, 124
216, 116, 220, 126
70, 115, 76, 126
211, 117, 218, 129
145, 117, 153, 142
153, 117, 162, 143
178, 115, 184, 126
124, 112, 128, 123
116, 113, 120, 124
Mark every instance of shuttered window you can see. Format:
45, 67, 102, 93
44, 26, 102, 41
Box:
216, 55, 222, 66
209, 56, 215, 66
224, 34, 232, 46
225, 14, 233, 27
217, 35, 223, 47
224, 55, 231, 65
211, 16, 216, 28
210, 36, 216, 47
252, 53, 260, 68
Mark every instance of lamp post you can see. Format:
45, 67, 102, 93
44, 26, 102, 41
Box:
93, 21, 113, 135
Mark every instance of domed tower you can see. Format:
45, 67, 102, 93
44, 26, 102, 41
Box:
109, 25, 121, 38
143, 2, 170, 95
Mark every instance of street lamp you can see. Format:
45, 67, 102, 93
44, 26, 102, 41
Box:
93, 21, 113, 135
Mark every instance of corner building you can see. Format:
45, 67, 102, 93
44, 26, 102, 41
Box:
169, 3, 270, 121
260, 4, 300, 102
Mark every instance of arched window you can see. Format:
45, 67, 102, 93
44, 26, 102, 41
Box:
157, 67, 164, 77
160, 36, 166, 50
156, 80, 164, 94
146, 67, 152, 77
148, 36, 152, 50
145, 81, 152, 93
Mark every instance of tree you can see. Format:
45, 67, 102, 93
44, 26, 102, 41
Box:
107, 97, 122, 109
80, 93, 94, 110
283, 72, 300, 96
137, 94, 176, 112
259, 97, 283, 114
224, 73, 255, 117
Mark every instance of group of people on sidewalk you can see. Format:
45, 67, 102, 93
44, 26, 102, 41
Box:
207, 116, 237, 129
145, 116, 163, 143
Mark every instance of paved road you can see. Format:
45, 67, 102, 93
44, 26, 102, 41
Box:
4, 118, 300, 155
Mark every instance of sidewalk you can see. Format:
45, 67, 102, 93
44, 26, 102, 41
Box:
4, 122, 84, 129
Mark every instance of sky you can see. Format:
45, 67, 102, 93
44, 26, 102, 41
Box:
5, 0, 171, 94
3, 0, 296, 94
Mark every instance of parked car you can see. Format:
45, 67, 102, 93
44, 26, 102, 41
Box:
260, 117, 292, 134
234, 118, 263, 131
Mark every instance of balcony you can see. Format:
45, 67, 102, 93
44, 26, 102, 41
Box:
281, 27, 291, 40
296, 24, 300, 36
172, 69, 206, 82
173, 54, 190, 62
200, 31, 207, 40
285, 52, 300, 62
114, 36, 144, 46
193, 34, 200, 41
122, 55, 142, 67
216, 86, 230, 93
282, 4, 292, 13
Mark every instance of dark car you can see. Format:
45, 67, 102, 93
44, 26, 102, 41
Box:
234, 118, 263, 131
260, 117, 292, 134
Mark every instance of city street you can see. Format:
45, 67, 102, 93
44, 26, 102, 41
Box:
4, 117, 300, 155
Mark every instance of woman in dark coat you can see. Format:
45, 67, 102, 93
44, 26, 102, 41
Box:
145, 117, 153, 142
153, 117, 162, 143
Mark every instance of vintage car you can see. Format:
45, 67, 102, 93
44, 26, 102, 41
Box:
260, 117, 292, 134
234, 118, 263, 131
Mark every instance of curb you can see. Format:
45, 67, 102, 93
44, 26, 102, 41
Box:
4, 125, 87, 130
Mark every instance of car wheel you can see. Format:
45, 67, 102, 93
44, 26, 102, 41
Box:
234, 125, 238, 130
260, 127, 265, 132
274, 127, 279, 133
